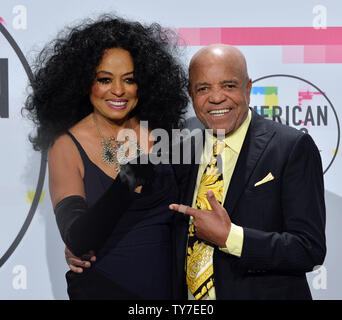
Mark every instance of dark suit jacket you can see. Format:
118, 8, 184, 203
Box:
172, 109, 326, 300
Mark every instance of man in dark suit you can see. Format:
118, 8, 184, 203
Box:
170, 44, 326, 300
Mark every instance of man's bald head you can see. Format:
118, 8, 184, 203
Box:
189, 44, 249, 86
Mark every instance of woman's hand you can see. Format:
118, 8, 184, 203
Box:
65, 247, 96, 273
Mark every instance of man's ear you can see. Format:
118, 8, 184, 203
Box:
188, 86, 192, 98
246, 78, 252, 105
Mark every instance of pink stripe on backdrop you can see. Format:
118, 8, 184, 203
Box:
282, 45, 342, 63
178, 28, 200, 46
200, 28, 222, 45
325, 45, 342, 63
304, 46, 326, 63
177, 27, 342, 46
282, 46, 304, 63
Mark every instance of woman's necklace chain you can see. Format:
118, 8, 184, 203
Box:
93, 114, 142, 173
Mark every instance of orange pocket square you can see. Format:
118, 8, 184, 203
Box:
254, 172, 274, 187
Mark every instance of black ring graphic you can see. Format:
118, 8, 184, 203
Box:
252, 74, 340, 174
0, 23, 48, 267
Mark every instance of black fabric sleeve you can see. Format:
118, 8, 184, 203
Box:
54, 155, 155, 257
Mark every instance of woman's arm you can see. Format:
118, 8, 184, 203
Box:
49, 135, 154, 257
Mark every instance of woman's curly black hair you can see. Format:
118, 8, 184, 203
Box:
24, 14, 189, 151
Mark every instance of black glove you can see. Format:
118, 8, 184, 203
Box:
55, 174, 134, 256
54, 153, 157, 256
118, 153, 156, 192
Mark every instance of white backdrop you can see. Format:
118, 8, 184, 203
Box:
0, 0, 340, 299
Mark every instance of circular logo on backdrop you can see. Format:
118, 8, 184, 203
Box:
251, 74, 340, 174
0, 24, 47, 267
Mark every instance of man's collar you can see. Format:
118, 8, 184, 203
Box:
204, 108, 251, 154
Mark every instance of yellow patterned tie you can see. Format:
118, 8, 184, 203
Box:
187, 140, 225, 299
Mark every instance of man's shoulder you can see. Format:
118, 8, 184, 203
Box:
253, 111, 304, 140
253, 113, 318, 154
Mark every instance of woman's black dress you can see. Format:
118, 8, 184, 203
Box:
65, 132, 178, 300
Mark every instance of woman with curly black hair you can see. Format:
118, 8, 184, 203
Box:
24, 15, 189, 299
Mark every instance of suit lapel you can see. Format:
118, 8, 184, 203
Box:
182, 129, 204, 206
183, 164, 199, 205
174, 130, 204, 287
224, 111, 275, 217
